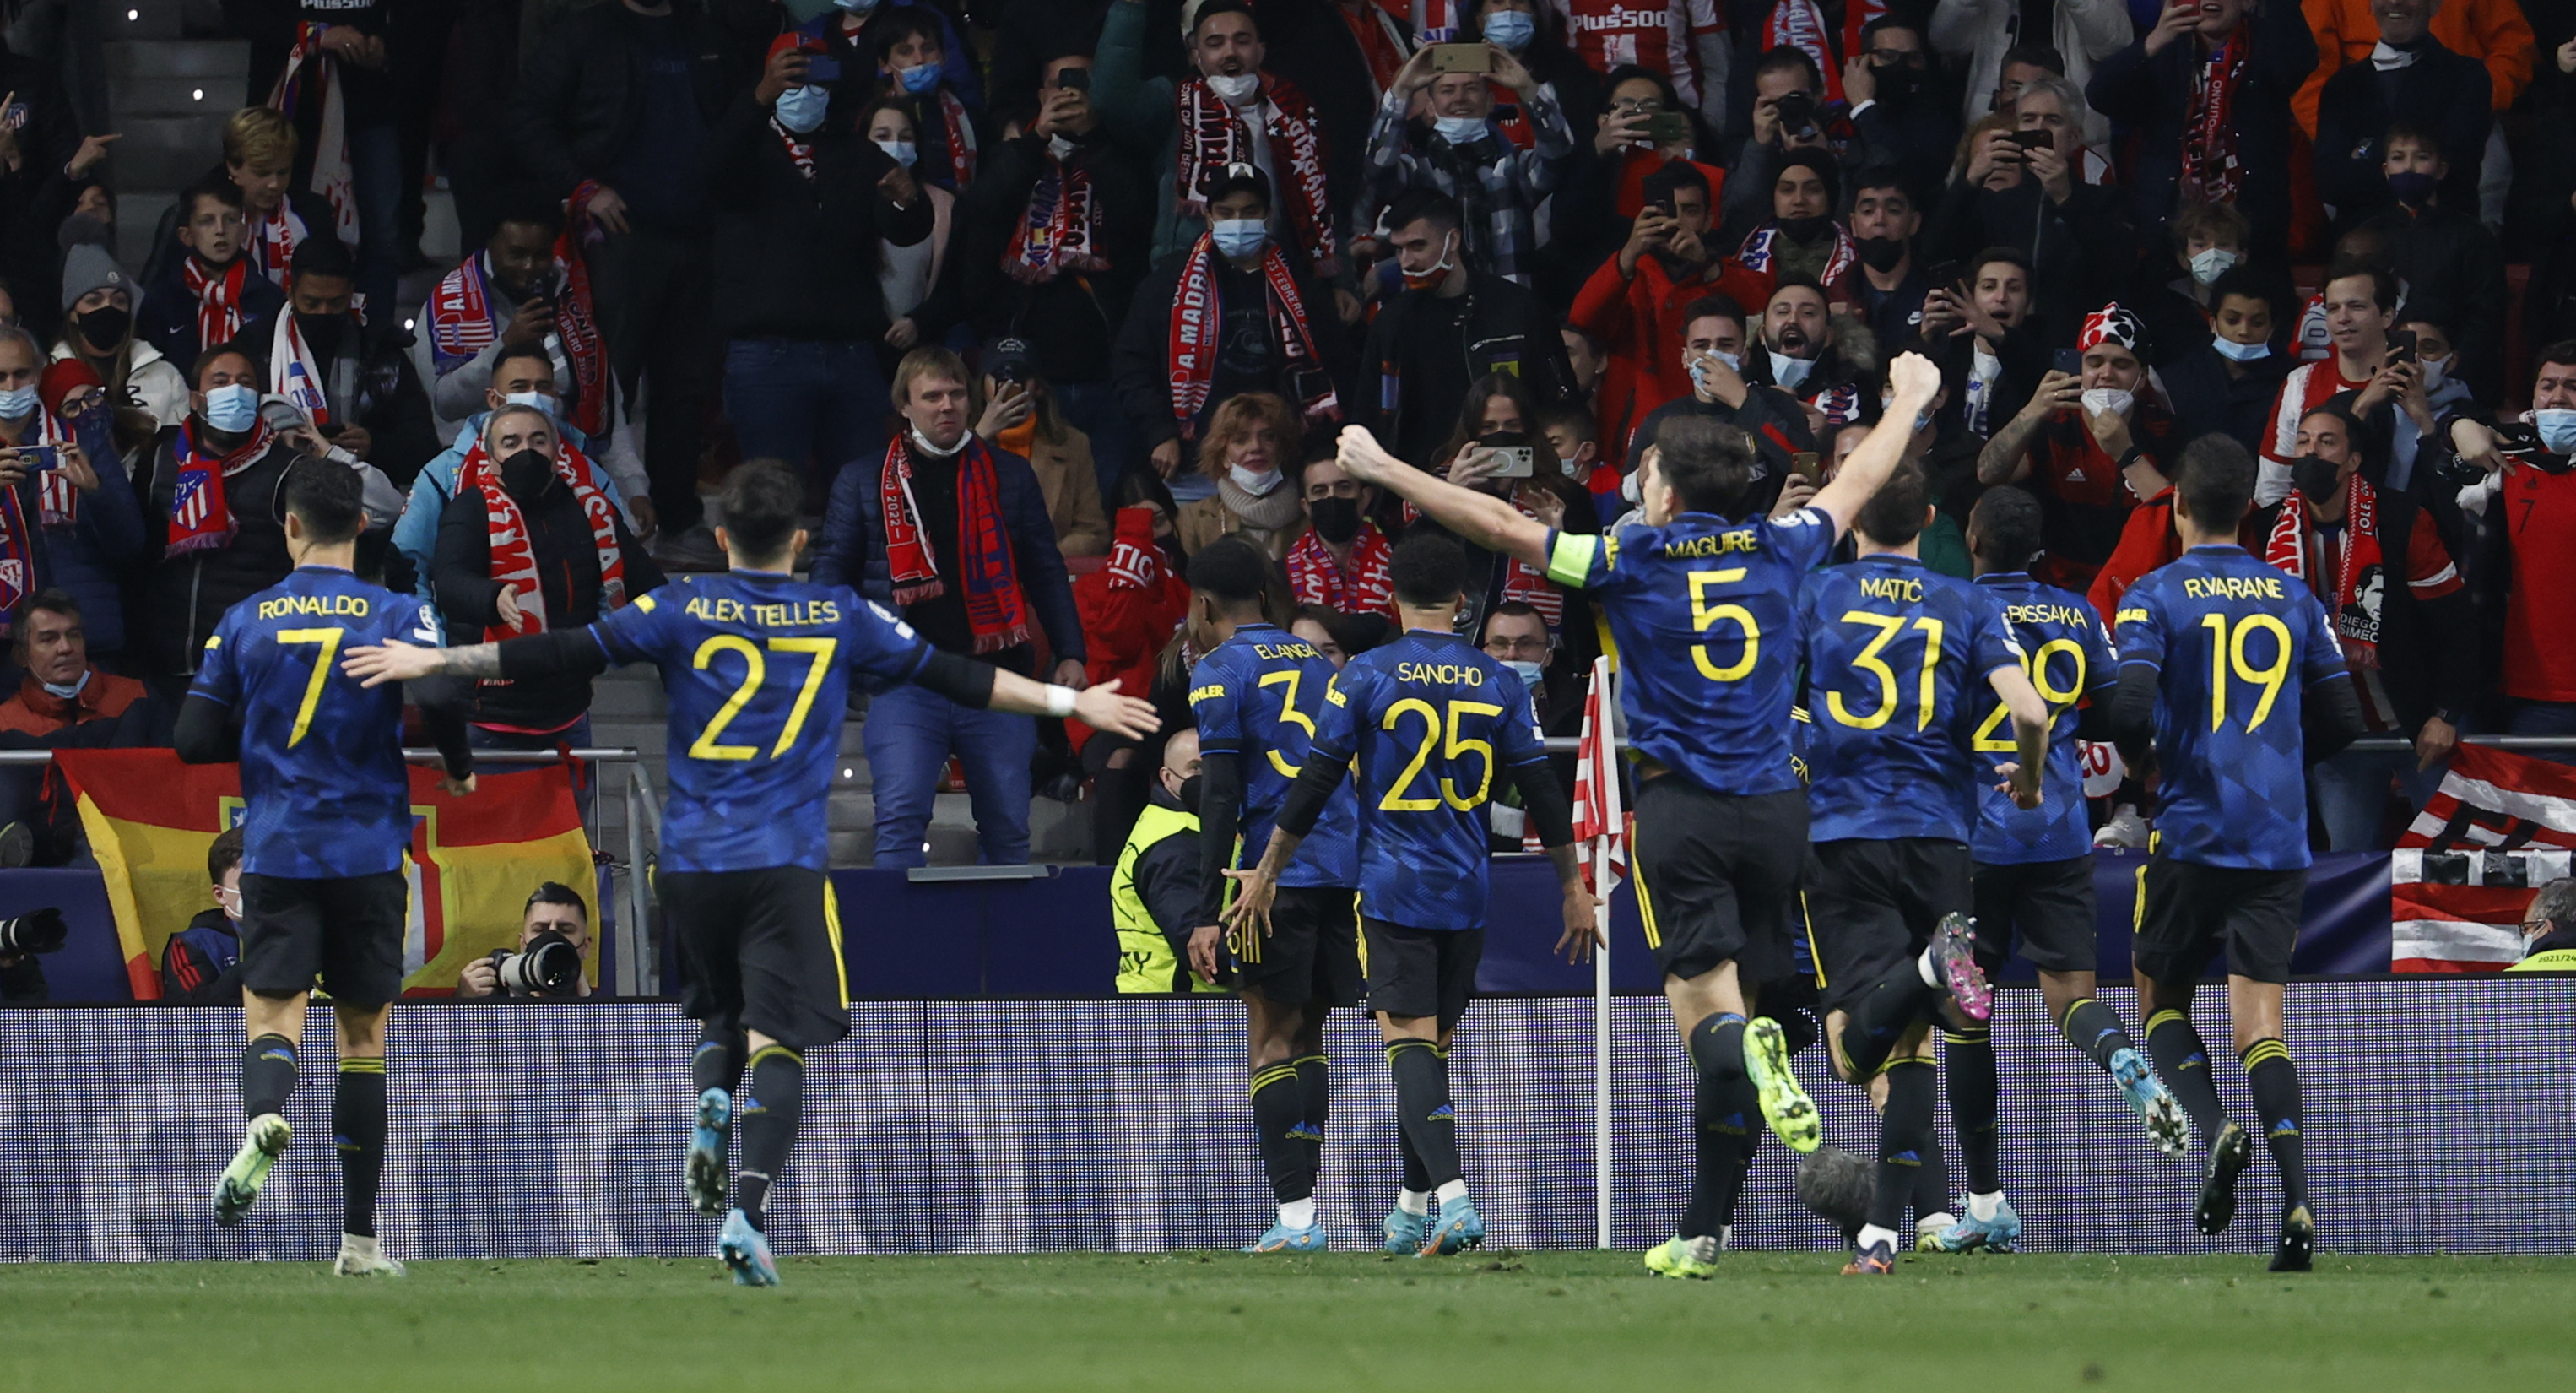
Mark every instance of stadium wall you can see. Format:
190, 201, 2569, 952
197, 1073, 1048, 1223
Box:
5, 981, 2566, 1262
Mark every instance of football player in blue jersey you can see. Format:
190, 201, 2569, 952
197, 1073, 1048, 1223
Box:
344, 461, 1158, 1286
2107, 436, 2362, 1273
1919, 487, 2191, 1259
1223, 534, 1598, 1258
1795, 457, 2052, 1275
176, 458, 474, 1278
1177, 539, 1369, 1254
1329, 352, 1950, 1279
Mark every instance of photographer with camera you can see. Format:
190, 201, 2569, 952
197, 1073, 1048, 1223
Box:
1719, 45, 1866, 249
456, 881, 598, 999
0, 901, 68, 1003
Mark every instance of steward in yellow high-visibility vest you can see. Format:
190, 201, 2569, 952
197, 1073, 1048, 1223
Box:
1111, 729, 1226, 993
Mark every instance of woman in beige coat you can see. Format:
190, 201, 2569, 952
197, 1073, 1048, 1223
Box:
972, 345, 1110, 557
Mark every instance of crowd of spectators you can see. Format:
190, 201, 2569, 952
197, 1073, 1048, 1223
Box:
0, 0, 2573, 920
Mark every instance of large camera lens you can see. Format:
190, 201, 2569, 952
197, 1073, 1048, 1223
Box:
494, 930, 582, 996
1776, 90, 1816, 133
0, 908, 68, 956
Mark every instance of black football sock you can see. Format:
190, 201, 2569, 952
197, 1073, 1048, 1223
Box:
2146, 1009, 2229, 1146
1686, 1011, 1748, 1082
1944, 1023, 2001, 1195
2243, 1039, 2309, 1212
1385, 1039, 1462, 1190
691, 1028, 745, 1101
243, 1033, 298, 1119
2059, 997, 2138, 1073
1399, 1125, 1432, 1196
1251, 1062, 1314, 1204
1870, 1060, 1937, 1233
1912, 1122, 1953, 1223
1680, 1070, 1757, 1240
733, 1045, 804, 1233
333, 1059, 387, 1239
1293, 1053, 1329, 1179
1840, 964, 1940, 1079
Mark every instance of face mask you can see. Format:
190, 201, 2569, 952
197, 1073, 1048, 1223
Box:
1776, 214, 1831, 243
2535, 409, 2576, 455
1502, 659, 1545, 687
2388, 171, 2438, 208
1713, 348, 1743, 372
2081, 388, 2135, 418
202, 382, 261, 433
775, 84, 829, 133
2419, 354, 2451, 392
500, 447, 557, 498
1206, 72, 1260, 106
1047, 133, 1076, 162
1308, 494, 1363, 544
2211, 335, 2271, 362
1483, 8, 1536, 48
1854, 235, 1905, 272
897, 62, 942, 95
875, 138, 917, 168
2189, 247, 2240, 285
1768, 350, 1815, 389
2290, 454, 2343, 503
1228, 463, 1283, 496
1433, 115, 1487, 145
294, 312, 346, 361
832, 0, 879, 11
1400, 232, 1458, 292
0, 385, 35, 420
1210, 218, 1269, 258
502, 389, 561, 420
1620, 467, 1642, 503
78, 306, 132, 352
1174, 773, 1204, 811
41, 670, 90, 702
1880, 399, 1932, 433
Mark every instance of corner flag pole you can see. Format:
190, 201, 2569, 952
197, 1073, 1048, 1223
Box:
1576, 656, 1622, 1251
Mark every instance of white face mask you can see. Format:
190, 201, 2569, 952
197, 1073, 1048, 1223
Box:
1206, 72, 1260, 106
40, 669, 90, 702
2534, 408, 2576, 454
2189, 247, 2240, 286
2419, 354, 2452, 392
1620, 468, 1642, 503
1047, 133, 1075, 162
2081, 388, 2135, 418
1879, 399, 1933, 433
1228, 463, 1284, 496
502, 389, 560, 420
1768, 351, 1816, 390
875, 138, 917, 168
2211, 336, 2271, 362
1433, 114, 1487, 145
1502, 659, 1545, 687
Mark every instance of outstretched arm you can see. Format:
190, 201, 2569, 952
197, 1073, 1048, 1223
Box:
1812, 352, 1942, 540
1333, 427, 1551, 569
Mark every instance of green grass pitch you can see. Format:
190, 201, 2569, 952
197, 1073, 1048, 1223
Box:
6, 1251, 2571, 1391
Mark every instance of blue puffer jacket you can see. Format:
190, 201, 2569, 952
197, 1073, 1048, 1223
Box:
812, 439, 1085, 664
35, 410, 145, 657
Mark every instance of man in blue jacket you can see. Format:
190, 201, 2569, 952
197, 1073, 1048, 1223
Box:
814, 346, 1086, 868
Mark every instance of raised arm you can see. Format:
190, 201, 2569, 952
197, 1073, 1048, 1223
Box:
1332, 425, 1551, 567
1811, 351, 1941, 539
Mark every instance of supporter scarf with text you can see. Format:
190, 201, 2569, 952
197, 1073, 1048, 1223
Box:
1174, 75, 1336, 268
879, 432, 1032, 653
1166, 234, 1338, 436
455, 439, 628, 648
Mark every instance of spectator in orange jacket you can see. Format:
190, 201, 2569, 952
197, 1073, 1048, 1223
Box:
2293, 0, 2536, 135
0, 590, 145, 738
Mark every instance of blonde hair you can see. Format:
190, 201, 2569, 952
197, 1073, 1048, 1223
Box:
1196, 392, 1300, 479
890, 346, 971, 409
224, 106, 298, 171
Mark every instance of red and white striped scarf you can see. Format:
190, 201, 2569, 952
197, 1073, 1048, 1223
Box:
30, 409, 78, 528
264, 23, 359, 244
165, 417, 278, 559
456, 439, 626, 645
246, 200, 307, 287
1285, 519, 1394, 617
1765, 0, 1884, 104
268, 311, 333, 428
1734, 220, 1859, 291
1004, 146, 1108, 285
879, 431, 1032, 653
423, 225, 609, 438
181, 257, 248, 355
928, 85, 978, 189
1166, 234, 1338, 436
771, 117, 816, 182
1174, 75, 1336, 268
2179, 23, 2253, 207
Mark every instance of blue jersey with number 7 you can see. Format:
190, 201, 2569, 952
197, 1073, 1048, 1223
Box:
587, 572, 934, 873
1307, 631, 1548, 931
191, 566, 442, 879
2116, 545, 2348, 871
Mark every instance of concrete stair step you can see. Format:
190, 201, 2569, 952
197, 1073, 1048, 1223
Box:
101, 114, 230, 189
105, 37, 248, 80
111, 81, 247, 120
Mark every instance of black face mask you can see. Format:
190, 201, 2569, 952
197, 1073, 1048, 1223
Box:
1854, 235, 1907, 272
1777, 214, 1832, 244
1871, 63, 1924, 105
1174, 774, 1204, 812
78, 306, 132, 353
2290, 455, 2344, 505
1308, 495, 1363, 545
295, 312, 348, 362
500, 447, 558, 500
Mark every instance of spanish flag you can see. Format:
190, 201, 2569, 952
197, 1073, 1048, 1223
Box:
54, 751, 594, 1000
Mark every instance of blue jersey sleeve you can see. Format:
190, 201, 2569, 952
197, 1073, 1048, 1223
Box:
1763, 507, 1838, 574
1188, 649, 1245, 754
2295, 589, 2350, 688
1496, 669, 1547, 769
2115, 583, 2168, 673
387, 592, 442, 649
589, 588, 671, 667
1311, 663, 1370, 763
1968, 593, 2027, 680
842, 598, 935, 693
2081, 608, 2120, 696
189, 607, 243, 707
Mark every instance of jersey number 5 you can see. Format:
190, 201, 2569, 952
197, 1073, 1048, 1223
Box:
275, 627, 345, 748
688, 636, 841, 761
2200, 613, 2291, 731
1689, 568, 1757, 681
1380, 698, 1503, 812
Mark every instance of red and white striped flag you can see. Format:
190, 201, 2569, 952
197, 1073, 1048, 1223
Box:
2389, 743, 2576, 972
1570, 656, 1626, 897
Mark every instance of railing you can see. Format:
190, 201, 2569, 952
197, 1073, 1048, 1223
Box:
0, 746, 663, 998
1537, 734, 2576, 755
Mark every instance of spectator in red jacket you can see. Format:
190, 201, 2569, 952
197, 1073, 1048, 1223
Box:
0, 591, 145, 738
2451, 342, 2576, 751
1071, 495, 1193, 855
1570, 160, 1734, 464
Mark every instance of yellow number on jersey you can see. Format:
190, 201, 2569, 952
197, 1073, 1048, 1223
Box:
2200, 613, 2292, 731
1974, 637, 2087, 752
1688, 568, 1758, 681
275, 627, 344, 748
1258, 669, 1317, 778
1378, 698, 1506, 812
687, 636, 842, 761
1826, 612, 1946, 732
